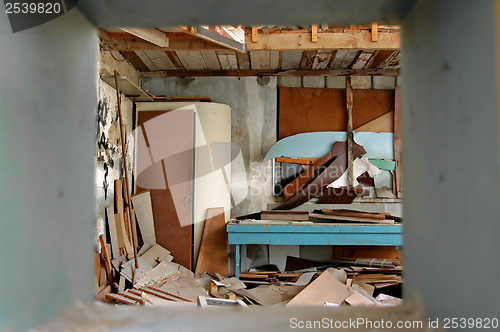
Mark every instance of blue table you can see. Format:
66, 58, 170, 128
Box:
226, 221, 403, 278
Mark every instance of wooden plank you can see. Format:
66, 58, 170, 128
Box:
139, 287, 177, 302
251, 26, 258, 42
346, 76, 354, 188
216, 51, 238, 70
311, 24, 318, 42
130, 209, 139, 250
100, 74, 153, 102
200, 50, 221, 70
99, 234, 114, 284
142, 50, 176, 70
275, 157, 314, 165
135, 50, 157, 71
369, 50, 395, 69
115, 179, 124, 213
175, 50, 207, 70
299, 51, 316, 69
119, 291, 145, 305
236, 51, 250, 70
96, 285, 112, 302
114, 213, 126, 253
281, 51, 303, 70
371, 23, 378, 42
330, 49, 349, 68
106, 206, 120, 259
148, 286, 193, 302
351, 50, 375, 70
311, 50, 334, 70
394, 86, 402, 197
309, 213, 395, 224
249, 50, 270, 70
194, 208, 229, 276
120, 51, 150, 72
104, 37, 230, 51
261, 210, 309, 221
321, 209, 386, 220
120, 28, 169, 47
106, 293, 139, 305
339, 50, 359, 69
245, 31, 400, 51
141, 68, 399, 78
130, 190, 156, 246
94, 253, 101, 286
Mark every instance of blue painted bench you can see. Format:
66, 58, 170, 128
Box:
226, 221, 403, 278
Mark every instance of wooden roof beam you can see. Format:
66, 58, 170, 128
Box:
245, 31, 399, 51
141, 68, 399, 78
119, 28, 169, 47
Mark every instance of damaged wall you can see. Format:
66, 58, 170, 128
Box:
95, 50, 137, 251
140, 76, 277, 218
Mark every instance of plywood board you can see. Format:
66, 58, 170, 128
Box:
194, 208, 228, 276
354, 111, 394, 132
105, 206, 120, 259
279, 88, 346, 139
286, 268, 351, 306
137, 109, 194, 270
131, 190, 156, 246
278, 88, 394, 139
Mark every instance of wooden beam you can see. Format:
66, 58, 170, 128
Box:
251, 26, 258, 43
346, 76, 354, 189
119, 28, 169, 47
141, 68, 399, 78
371, 23, 378, 42
245, 31, 399, 51
311, 24, 318, 42
103, 37, 226, 51
394, 86, 402, 198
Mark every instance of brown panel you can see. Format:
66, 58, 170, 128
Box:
279, 88, 394, 139
137, 110, 193, 270
352, 89, 395, 128
278, 87, 346, 139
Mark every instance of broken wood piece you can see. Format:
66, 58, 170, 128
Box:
134, 260, 180, 288
139, 287, 177, 302
286, 268, 351, 306
345, 290, 376, 306
96, 285, 112, 303
251, 26, 258, 43
194, 208, 229, 276
316, 187, 359, 204
115, 213, 133, 255
371, 23, 378, 42
130, 209, 139, 250
311, 24, 318, 42
154, 271, 184, 287
106, 206, 120, 259
99, 234, 114, 284
309, 212, 395, 224
130, 190, 156, 246
321, 209, 386, 220
114, 179, 124, 213
118, 291, 145, 305
106, 293, 139, 305
94, 253, 101, 287
260, 210, 309, 221
275, 157, 315, 165
148, 286, 193, 302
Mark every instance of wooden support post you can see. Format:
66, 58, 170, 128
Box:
346, 75, 354, 189
99, 234, 114, 285
394, 86, 402, 197
371, 23, 378, 42
251, 26, 258, 43
311, 24, 318, 42
114, 71, 139, 269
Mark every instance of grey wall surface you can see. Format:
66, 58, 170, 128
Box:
402, 0, 500, 319
0, 9, 97, 331
141, 77, 277, 218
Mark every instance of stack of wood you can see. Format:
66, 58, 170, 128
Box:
310, 208, 401, 224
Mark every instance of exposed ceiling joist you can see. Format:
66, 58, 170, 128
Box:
119, 28, 170, 47
245, 31, 399, 51
141, 68, 399, 78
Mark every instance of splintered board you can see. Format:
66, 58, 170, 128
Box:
195, 208, 229, 276
278, 87, 395, 139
